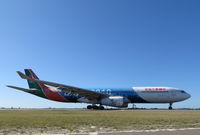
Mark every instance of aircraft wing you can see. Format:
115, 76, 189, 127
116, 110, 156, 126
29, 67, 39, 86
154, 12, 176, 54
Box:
17, 71, 108, 100
7, 85, 38, 94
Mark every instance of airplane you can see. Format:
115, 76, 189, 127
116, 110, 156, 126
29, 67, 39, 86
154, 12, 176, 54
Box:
7, 69, 191, 110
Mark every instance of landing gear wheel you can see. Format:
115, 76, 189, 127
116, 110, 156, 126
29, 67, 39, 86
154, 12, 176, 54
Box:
169, 106, 173, 110
93, 105, 99, 110
99, 106, 104, 110
169, 103, 173, 110
87, 105, 92, 109
87, 105, 104, 110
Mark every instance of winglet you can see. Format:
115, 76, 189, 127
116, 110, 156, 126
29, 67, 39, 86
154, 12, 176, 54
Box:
17, 71, 29, 79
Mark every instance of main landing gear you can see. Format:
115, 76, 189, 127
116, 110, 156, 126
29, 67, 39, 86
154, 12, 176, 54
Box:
169, 103, 173, 110
87, 105, 104, 110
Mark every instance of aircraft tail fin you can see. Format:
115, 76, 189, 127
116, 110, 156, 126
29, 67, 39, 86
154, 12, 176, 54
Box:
22, 69, 48, 89
24, 69, 39, 80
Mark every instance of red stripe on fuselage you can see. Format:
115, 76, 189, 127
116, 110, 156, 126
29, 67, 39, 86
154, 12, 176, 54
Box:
43, 87, 69, 102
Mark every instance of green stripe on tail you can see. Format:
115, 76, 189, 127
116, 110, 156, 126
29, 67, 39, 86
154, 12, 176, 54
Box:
24, 69, 46, 98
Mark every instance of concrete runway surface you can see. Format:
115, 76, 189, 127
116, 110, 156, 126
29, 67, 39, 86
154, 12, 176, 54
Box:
66, 128, 200, 135
98, 129, 200, 135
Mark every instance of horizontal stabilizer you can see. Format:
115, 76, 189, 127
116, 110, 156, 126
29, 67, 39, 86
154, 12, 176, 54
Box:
17, 71, 28, 79
7, 85, 37, 94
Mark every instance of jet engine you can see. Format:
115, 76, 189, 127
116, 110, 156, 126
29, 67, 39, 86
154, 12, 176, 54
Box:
100, 96, 128, 107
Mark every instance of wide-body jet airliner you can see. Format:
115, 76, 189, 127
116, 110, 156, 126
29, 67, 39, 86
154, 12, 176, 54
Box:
7, 69, 191, 110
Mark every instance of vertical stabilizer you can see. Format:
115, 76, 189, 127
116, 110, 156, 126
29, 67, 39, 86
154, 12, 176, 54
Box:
24, 69, 47, 98
25, 69, 40, 89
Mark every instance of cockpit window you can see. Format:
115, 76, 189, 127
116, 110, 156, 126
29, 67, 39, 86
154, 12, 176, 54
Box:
181, 90, 186, 93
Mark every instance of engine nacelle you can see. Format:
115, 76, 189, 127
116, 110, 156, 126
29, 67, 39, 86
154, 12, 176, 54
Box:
100, 96, 128, 107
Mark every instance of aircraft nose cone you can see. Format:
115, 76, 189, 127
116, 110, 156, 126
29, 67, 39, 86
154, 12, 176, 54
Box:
187, 93, 191, 99
185, 93, 191, 100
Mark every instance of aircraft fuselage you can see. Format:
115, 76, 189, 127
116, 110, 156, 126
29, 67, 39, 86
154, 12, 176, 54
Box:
7, 69, 191, 109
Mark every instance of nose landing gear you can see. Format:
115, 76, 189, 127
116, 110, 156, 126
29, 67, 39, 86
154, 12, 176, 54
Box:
87, 105, 104, 110
169, 103, 173, 110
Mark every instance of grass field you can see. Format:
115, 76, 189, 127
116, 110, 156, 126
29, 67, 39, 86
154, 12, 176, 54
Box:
0, 110, 200, 134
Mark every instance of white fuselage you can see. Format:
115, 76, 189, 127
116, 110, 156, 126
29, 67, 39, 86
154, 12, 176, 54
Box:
134, 87, 191, 103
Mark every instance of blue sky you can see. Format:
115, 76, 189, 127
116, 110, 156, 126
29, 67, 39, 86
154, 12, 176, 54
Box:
0, 0, 200, 108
